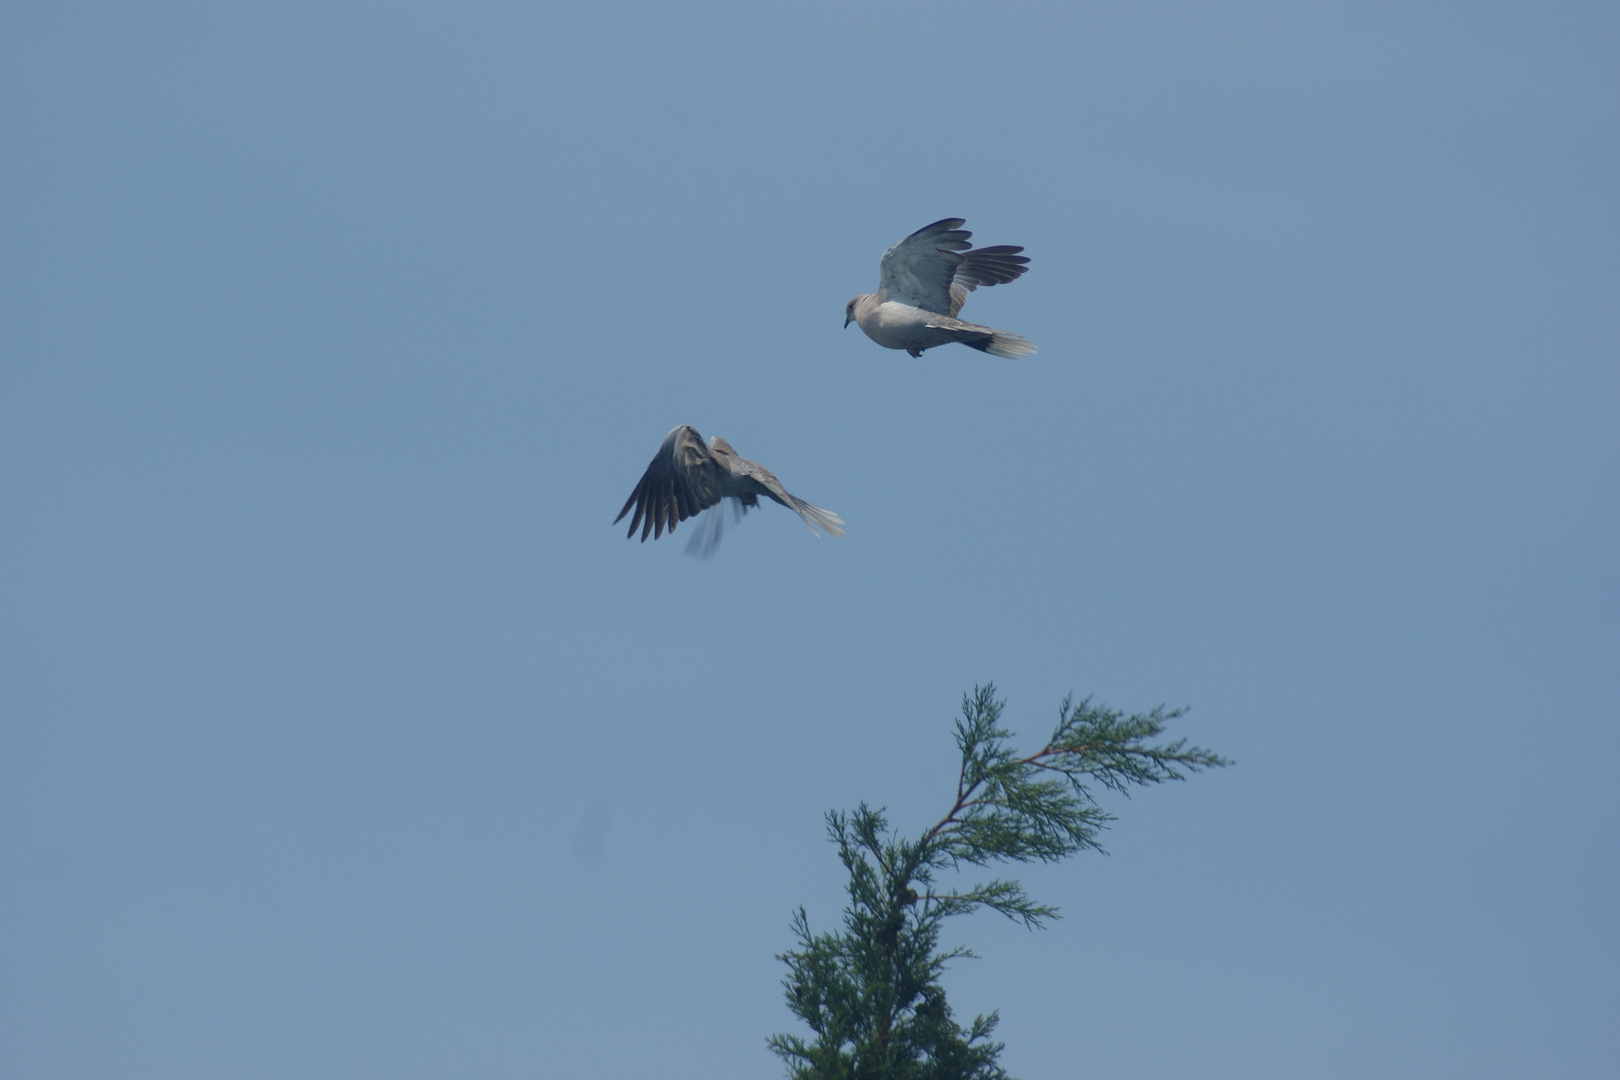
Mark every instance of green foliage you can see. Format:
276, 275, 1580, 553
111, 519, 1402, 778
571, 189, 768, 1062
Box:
769, 685, 1229, 1080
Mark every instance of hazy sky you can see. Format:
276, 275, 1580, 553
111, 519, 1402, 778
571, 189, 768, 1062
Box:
3, 3, 1616, 1078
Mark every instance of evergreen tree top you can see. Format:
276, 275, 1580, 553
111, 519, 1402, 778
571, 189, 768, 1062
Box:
770, 684, 1230, 1080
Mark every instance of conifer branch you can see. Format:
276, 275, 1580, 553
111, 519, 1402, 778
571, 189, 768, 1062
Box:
771, 684, 1229, 1079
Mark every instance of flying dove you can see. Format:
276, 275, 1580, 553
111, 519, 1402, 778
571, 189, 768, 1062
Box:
845, 218, 1034, 359
615, 426, 844, 555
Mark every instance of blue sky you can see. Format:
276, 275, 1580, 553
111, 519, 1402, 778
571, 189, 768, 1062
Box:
3, 3, 1616, 1077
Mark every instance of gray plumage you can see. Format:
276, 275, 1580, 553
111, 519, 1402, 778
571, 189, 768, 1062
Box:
615, 426, 845, 552
845, 218, 1035, 359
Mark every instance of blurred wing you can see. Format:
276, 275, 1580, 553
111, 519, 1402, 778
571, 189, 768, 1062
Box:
682, 497, 749, 560
948, 244, 1030, 318
877, 217, 972, 315
614, 425, 725, 541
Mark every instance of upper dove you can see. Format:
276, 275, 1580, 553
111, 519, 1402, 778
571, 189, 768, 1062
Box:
845, 218, 1034, 359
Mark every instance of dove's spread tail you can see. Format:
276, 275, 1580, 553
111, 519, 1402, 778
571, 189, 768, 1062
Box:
921, 313, 1036, 359
969, 329, 1037, 359
786, 496, 846, 539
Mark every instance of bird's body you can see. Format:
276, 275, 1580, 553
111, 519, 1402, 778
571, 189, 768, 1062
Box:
615, 426, 844, 553
845, 218, 1034, 359
846, 298, 1009, 356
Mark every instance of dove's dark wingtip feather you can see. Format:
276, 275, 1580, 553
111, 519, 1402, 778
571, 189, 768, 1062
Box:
618, 478, 647, 538
614, 497, 635, 526
959, 248, 1032, 286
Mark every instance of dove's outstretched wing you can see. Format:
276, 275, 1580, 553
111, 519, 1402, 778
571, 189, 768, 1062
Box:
875, 217, 973, 315
707, 437, 845, 539
947, 244, 1030, 318
872, 217, 1032, 324
614, 425, 724, 541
